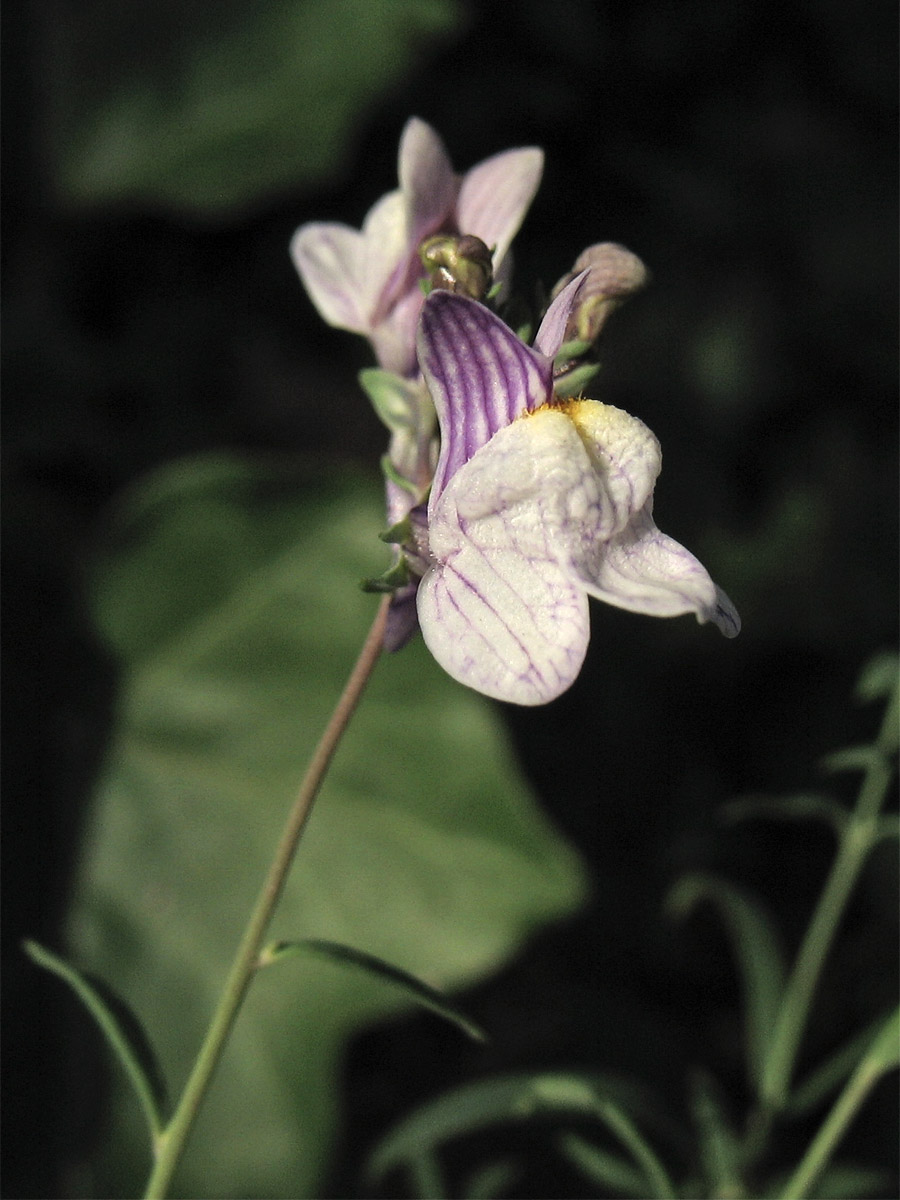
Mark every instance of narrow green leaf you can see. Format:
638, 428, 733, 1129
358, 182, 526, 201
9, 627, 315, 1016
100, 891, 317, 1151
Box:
786, 1013, 895, 1116
22, 939, 167, 1146
804, 1163, 895, 1199
258, 938, 488, 1044
367, 1071, 676, 1197
778, 1008, 900, 1200
558, 1132, 649, 1197
862, 1005, 899, 1073
720, 793, 847, 835
582, 1096, 676, 1200
855, 651, 899, 703
821, 746, 883, 775
689, 1072, 744, 1199
462, 1159, 518, 1199
666, 874, 787, 1092
408, 1151, 447, 1199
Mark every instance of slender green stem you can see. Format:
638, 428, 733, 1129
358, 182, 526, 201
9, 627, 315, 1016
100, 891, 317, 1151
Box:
143, 596, 390, 1200
760, 729, 895, 1110
777, 1057, 883, 1199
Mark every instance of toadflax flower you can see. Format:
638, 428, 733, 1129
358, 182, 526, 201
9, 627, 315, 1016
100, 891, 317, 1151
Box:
414, 289, 740, 705
291, 117, 544, 377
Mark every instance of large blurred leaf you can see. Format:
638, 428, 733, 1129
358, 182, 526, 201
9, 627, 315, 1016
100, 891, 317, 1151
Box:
68, 457, 586, 1198
45, 0, 462, 216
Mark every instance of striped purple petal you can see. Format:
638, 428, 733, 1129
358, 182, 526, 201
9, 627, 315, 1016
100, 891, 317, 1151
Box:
417, 292, 553, 507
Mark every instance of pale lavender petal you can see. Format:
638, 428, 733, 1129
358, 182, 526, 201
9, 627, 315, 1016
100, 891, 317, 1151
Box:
571, 505, 740, 634
290, 222, 367, 332
420, 409, 598, 704
456, 148, 544, 268
417, 292, 553, 506
418, 550, 589, 704
399, 118, 458, 250
360, 189, 409, 319
371, 285, 427, 376
533, 272, 589, 358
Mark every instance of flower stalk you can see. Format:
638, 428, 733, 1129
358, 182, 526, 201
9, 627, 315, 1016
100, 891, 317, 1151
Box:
143, 596, 390, 1200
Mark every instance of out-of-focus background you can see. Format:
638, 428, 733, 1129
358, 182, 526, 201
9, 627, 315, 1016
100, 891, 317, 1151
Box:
3, 1, 896, 1196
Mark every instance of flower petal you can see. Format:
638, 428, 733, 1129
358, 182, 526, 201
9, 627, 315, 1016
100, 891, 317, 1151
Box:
290, 222, 368, 332
399, 118, 458, 251
418, 293, 553, 507
360, 189, 410, 318
565, 400, 661, 538
533, 271, 589, 359
456, 148, 544, 269
419, 409, 597, 704
570, 506, 739, 633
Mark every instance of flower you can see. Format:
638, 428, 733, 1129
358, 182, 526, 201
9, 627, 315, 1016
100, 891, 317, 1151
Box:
414, 289, 740, 705
291, 118, 544, 376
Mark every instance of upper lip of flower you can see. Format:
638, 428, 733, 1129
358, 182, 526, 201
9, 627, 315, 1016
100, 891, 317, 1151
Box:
290, 118, 544, 376
413, 289, 740, 705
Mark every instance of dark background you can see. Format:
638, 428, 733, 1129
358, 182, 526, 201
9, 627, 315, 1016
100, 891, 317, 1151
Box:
3, 0, 897, 1196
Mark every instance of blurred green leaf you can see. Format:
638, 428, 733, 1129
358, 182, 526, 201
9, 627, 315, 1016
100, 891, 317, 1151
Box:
855, 652, 899, 704
863, 1006, 899, 1073
821, 746, 884, 775
46, 0, 463, 216
666, 873, 786, 1095
786, 1013, 895, 1116
764, 1163, 895, 1200
22, 939, 167, 1148
462, 1159, 518, 1199
69, 457, 586, 1198
688, 1072, 744, 1199
805, 1164, 897, 1200
778, 1008, 900, 1200
720, 792, 847, 836
557, 1133, 648, 1197
367, 1071, 676, 1198
259, 937, 488, 1043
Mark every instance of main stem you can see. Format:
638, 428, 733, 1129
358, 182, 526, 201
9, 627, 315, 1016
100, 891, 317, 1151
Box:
144, 596, 390, 1200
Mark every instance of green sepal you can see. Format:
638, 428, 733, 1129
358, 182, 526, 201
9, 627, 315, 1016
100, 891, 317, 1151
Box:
379, 516, 412, 546
258, 938, 487, 1044
485, 281, 503, 301
554, 338, 593, 364
22, 939, 167, 1148
419, 277, 434, 297
359, 369, 418, 433
380, 453, 419, 495
554, 362, 601, 398
361, 556, 410, 593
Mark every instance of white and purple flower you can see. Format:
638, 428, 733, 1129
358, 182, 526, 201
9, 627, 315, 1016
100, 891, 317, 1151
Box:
414, 289, 740, 705
291, 117, 543, 377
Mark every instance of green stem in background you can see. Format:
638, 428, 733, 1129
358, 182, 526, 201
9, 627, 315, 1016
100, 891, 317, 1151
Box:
760, 681, 898, 1112
143, 596, 390, 1200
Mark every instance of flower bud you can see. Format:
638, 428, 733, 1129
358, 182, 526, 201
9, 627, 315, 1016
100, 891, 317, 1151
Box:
552, 242, 648, 344
420, 234, 494, 301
